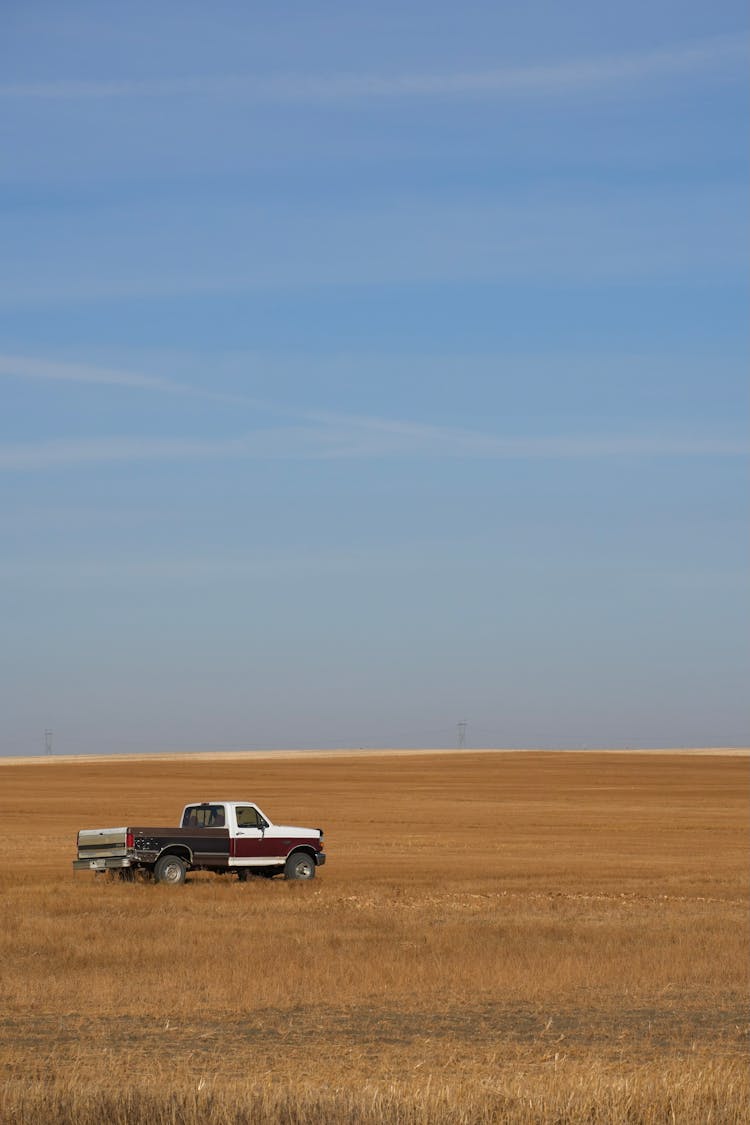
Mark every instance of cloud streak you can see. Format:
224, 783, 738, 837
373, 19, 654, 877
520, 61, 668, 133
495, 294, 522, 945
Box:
0, 353, 177, 392
0, 429, 745, 471
1, 353, 746, 469
0, 34, 744, 102
0, 353, 272, 408
0, 353, 284, 416
4, 355, 746, 470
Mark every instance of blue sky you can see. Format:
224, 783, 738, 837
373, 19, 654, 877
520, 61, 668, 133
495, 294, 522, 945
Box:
1, 2, 748, 754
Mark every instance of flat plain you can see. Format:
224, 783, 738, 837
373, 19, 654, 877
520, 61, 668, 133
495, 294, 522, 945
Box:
0, 749, 747, 1123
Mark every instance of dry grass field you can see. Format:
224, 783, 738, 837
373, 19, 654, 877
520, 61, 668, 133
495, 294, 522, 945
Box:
0, 749, 747, 1123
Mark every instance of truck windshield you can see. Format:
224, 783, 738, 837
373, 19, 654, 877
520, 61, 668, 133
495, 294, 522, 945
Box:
182, 805, 225, 828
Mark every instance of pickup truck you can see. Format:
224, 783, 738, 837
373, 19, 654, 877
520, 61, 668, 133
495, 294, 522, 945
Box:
73, 801, 326, 884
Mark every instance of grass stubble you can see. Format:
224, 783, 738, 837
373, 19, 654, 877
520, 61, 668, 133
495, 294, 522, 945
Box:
0, 750, 747, 1123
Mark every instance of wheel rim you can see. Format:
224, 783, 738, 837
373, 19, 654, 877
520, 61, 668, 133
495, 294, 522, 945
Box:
296, 858, 313, 878
162, 860, 183, 883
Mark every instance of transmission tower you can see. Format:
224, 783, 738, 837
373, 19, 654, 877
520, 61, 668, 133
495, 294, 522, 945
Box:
457, 720, 468, 749
44, 729, 53, 756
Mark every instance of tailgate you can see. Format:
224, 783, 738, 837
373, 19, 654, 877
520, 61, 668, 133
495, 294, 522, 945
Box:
77, 827, 129, 859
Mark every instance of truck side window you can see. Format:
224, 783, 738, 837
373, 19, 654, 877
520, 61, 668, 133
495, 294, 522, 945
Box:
236, 806, 260, 828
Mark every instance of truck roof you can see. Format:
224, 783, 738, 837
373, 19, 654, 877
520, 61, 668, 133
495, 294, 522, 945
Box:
184, 800, 256, 806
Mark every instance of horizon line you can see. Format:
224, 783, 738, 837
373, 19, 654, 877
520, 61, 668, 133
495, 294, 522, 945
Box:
1, 746, 748, 766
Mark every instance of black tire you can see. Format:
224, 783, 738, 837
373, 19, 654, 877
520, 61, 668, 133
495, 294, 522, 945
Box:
155, 854, 187, 885
284, 852, 316, 881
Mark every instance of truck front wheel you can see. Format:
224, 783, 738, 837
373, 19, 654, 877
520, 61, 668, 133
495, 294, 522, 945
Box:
155, 855, 187, 885
284, 852, 315, 880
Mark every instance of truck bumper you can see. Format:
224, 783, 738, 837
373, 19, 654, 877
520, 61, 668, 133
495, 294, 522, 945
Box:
73, 857, 132, 871
314, 852, 326, 867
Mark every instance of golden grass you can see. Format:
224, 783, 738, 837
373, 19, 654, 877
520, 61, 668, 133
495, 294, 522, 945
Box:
0, 750, 748, 1123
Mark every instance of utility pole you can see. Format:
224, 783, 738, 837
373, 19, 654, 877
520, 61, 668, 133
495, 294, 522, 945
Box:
44, 729, 53, 756
457, 720, 467, 749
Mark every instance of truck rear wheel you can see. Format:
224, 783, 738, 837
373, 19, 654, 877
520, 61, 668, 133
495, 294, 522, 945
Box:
155, 855, 187, 885
284, 852, 315, 880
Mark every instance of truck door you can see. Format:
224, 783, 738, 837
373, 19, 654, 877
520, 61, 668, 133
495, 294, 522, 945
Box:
233, 805, 273, 859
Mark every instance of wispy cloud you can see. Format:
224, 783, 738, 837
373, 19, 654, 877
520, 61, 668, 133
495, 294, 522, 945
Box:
0, 34, 744, 102
0, 353, 270, 410
0, 353, 177, 392
0, 354, 277, 423
0, 428, 745, 471
2, 353, 745, 470
0, 353, 402, 430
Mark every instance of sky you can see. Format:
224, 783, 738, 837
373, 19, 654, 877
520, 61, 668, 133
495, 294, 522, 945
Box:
1, 1, 748, 755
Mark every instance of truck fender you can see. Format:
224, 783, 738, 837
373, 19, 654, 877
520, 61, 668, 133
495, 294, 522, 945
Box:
286, 844, 317, 861
154, 844, 193, 867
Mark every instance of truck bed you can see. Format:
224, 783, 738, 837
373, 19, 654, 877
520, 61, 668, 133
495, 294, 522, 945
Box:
74, 826, 231, 871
